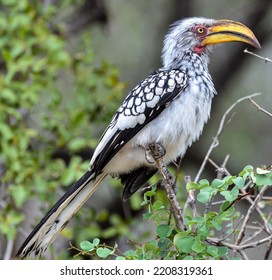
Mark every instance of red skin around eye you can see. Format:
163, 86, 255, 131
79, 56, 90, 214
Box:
192, 25, 208, 54
193, 25, 208, 36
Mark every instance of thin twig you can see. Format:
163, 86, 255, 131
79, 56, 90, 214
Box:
210, 155, 231, 179
248, 196, 272, 200
194, 93, 261, 183
204, 155, 231, 214
211, 199, 229, 206
235, 185, 269, 245
249, 98, 272, 118
236, 234, 272, 250
208, 234, 272, 251
244, 48, 272, 64
221, 215, 244, 241
264, 239, 272, 260
238, 250, 249, 260
183, 176, 197, 227
245, 225, 264, 231
241, 189, 272, 235
240, 228, 264, 245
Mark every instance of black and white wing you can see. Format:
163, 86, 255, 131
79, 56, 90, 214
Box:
90, 69, 188, 177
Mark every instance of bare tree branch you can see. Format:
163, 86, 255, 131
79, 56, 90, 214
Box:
248, 98, 272, 118
238, 249, 249, 260
244, 48, 272, 64
264, 239, 272, 260
194, 92, 261, 183
208, 233, 272, 251
240, 189, 272, 235
148, 143, 185, 231
235, 185, 269, 245
240, 227, 264, 245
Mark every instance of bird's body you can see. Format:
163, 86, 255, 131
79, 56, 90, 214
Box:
16, 17, 260, 258
95, 61, 214, 175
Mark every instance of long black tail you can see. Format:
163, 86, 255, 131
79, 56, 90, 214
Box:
16, 171, 107, 258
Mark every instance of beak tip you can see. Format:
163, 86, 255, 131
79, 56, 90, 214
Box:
255, 41, 261, 49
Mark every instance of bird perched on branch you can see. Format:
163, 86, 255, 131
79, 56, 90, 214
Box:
16, 17, 260, 258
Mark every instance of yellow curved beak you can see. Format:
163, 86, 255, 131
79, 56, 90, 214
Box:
202, 20, 261, 49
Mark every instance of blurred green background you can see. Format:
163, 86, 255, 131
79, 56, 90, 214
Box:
0, 0, 271, 259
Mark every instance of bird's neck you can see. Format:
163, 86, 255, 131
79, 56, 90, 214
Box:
163, 51, 209, 73
163, 51, 216, 98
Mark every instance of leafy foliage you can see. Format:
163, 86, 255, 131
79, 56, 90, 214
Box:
0, 0, 125, 256
78, 165, 272, 260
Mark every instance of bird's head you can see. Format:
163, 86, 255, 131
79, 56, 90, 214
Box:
162, 17, 260, 69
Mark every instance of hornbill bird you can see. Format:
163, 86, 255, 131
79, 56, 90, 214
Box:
16, 17, 260, 258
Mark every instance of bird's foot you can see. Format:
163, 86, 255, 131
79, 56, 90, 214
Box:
145, 149, 155, 164
145, 142, 166, 164
148, 143, 166, 159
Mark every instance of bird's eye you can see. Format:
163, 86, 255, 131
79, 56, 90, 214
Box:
193, 25, 207, 35
197, 27, 205, 34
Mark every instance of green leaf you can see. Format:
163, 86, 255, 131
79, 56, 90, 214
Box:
197, 187, 214, 204
158, 237, 172, 251
0, 210, 24, 240
211, 179, 225, 188
124, 250, 138, 258
145, 190, 156, 197
219, 202, 234, 219
2, 88, 17, 103
116, 256, 126, 260
233, 177, 245, 188
211, 219, 222, 231
220, 186, 239, 202
243, 165, 254, 172
68, 138, 88, 151
80, 241, 94, 251
186, 181, 198, 191
174, 233, 194, 253
197, 222, 208, 238
207, 245, 218, 257
152, 200, 164, 210
218, 246, 228, 257
143, 212, 152, 220
144, 240, 158, 252
199, 179, 209, 186
60, 157, 82, 185
255, 174, 272, 186
96, 247, 111, 259
220, 201, 232, 212
9, 185, 29, 208
0, 123, 13, 140
92, 238, 100, 246
230, 186, 239, 198
183, 256, 194, 260
156, 224, 172, 238
192, 237, 206, 253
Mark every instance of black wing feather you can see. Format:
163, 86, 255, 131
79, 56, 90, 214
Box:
121, 167, 157, 201
92, 69, 188, 176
